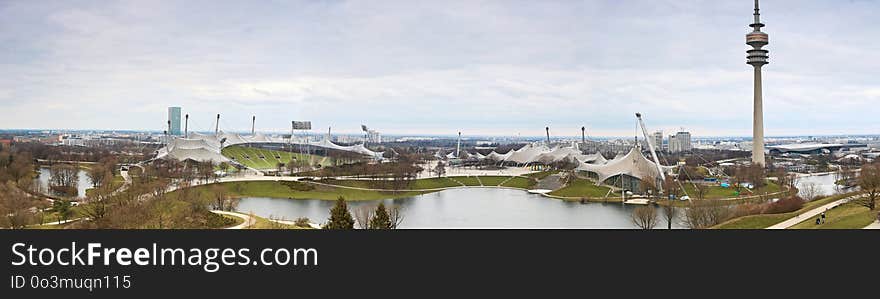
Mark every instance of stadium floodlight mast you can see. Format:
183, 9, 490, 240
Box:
361, 124, 369, 145
456, 132, 461, 157
635, 112, 666, 194
581, 126, 585, 143
545, 127, 550, 145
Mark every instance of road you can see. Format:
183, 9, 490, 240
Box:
765, 195, 859, 229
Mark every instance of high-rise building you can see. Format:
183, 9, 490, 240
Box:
747, 0, 769, 166
668, 131, 692, 153
367, 130, 381, 143
168, 107, 182, 136
652, 131, 664, 152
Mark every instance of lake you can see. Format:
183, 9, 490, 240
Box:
235, 188, 684, 229
34, 166, 91, 198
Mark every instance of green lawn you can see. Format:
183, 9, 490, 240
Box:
789, 202, 877, 229
479, 176, 513, 186
241, 214, 311, 229
221, 146, 334, 170
500, 177, 537, 189
318, 177, 463, 190
547, 178, 611, 198
712, 192, 859, 229
316, 179, 376, 189
85, 174, 125, 197
318, 176, 536, 191
453, 176, 483, 186
189, 181, 429, 201
681, 181, 782, 200
410, 177, 464, 189
711, 214, 793, 229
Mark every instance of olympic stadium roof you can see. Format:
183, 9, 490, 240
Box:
576, 146, 675, 183
155, 132, 383, 163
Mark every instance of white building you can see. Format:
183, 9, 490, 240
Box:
652, 131, 663, 151
668, 131, 692, 153
366, 130, 381, 143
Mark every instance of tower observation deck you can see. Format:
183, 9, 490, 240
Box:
747, 0, 769, 66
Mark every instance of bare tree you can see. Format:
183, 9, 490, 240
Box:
219, 162, 230, 175
79, 193, 110, 227
661, 203, 677, 229
693, 183, 707, 200
801, 182, 823, 201
434, 161, 446, 178
640, 176, 658, 199
294, 217, 311, 228
198, 161, 215, 184
353, 205, 374, 229
856, 164, 880, 210
631, 205, 658, 230
49, 163, 79, 196
86, 164, 107, 188
387, 204, 404, 229
682, 201, 732, 229
210, 184, 227, 210
0, 182, 35, 229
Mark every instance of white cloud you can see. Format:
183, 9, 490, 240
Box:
1, 0, 878, 136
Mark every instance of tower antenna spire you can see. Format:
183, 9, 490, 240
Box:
750, 0, 765, 31
754, 0, 760, 20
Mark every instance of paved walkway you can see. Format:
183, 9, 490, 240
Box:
534, 174, 564, 190
766, 195, 858, 229
864, 221, 880, 230
32, 218, 80, 227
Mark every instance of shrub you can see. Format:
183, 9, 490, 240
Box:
732, 203, 765, 219
206, 212, 236, 228
294, 217, 311, 227
281, 181, 315, 191
763, 196, 804, 214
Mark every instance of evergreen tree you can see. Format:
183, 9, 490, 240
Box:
323, 197, 354, 229
369, 202, 392, 229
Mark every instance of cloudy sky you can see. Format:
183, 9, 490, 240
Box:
1, 0, 878, 137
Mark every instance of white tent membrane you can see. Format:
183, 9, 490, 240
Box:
575, 152, 608, 165
576, 146, 675, 183
443, 143, 606, 166
156, 132, 383, 163
505, 144, 551, 164
485, 150, 513, 161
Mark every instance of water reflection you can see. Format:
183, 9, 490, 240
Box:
795, 173, 857, 199
33, 167, 91, 198
235, 188, 684, 229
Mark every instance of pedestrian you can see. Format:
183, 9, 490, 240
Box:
815, 218, 821, 225
821, 211, 826, 224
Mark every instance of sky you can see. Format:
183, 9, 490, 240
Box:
1, 0, 879, 137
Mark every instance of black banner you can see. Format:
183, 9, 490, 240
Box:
1, 230, 875, 298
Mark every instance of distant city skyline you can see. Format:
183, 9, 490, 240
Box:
2, 1, 879, 137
